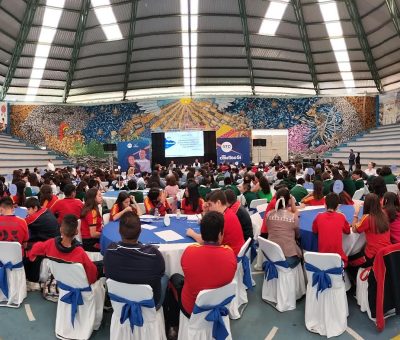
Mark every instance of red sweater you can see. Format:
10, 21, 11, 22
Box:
222, 208, 245, 255
80, 209, 102, 239
50, 197, 83, 224
181, 198, 204, 215
181, 243, 237, 314
312, 211, 351, 266
0, 215, 29, 249
28, 237, 98, 284
42, 195, 58, 209
355, 214, 391, 259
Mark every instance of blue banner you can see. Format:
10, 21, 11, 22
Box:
216, 137, 251, 165
117, 139, 151, 173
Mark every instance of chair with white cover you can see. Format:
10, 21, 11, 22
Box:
356, 267, 372, 318
352, 188, 364, 200
178, 282, 236, 340
137, 203, 146, 215
386, 184, 398, 194
49, 261, 105, 340
229, 238, 253, 319
258, 237, 305, 312
0, 241, 27, 308
304, 252, 348, 338
103, 213, 111, 225
250, 213, 263, 240
249, 199, 269, 211
106, 279, 166, 340
76, 219, 82, 242
238, 194, 247, 206
256, 203, 268, 213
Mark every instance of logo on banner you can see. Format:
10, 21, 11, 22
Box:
221, 142, 233, 153
165, 139, 176, 149
127, 143, 132, 148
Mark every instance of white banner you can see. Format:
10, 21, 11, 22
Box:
0, 102, 7, 133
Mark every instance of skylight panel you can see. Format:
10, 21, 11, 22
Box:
92, 0, 123, 41
318, 0, 355, 91
25, 0, 65, 101
181, 0, 198, 94
259, 0, 289, 36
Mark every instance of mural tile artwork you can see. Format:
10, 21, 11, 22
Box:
10, 96, 376, 159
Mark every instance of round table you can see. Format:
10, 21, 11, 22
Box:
102, 189, 149, 209
100, 214, 199, 275
260, 204, 365, 256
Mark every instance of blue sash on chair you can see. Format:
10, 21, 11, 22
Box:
108, 292, 155, 332
57, 281, 92, 327
0, 260, 23, 299
261, 251, 289, 281
237, 255, 253, 291
305, 262, 343, 298
250, 241, 258, 263
192, 295, 235, 340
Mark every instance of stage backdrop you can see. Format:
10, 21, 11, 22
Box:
117, 139, 151, 173
0, 102, 8, 133
217, 137, 251, 165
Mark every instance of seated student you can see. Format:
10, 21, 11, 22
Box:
303, 174, 314, 190
365, 162, 377, 177
0, 196, 28, 249
222, 177, 240, 196
104, 211, 167, 308
301, 180, 325, 206
28, 214, 99, 284
225, 189, 253, 241
144, 188, 171, 216
50, 184, 84, 224
165, 211, 237, 332
12, 180, 26, 207
371, 176, 387, 203
380, 166, 397, 185
273, 171, 285, 189
75, 180, 88, 202
164, 174, 180, 198
198, 177, 212, 199
281, 167, 297, 190
180, 182, 204, 215
186, 190, 245, 255
322, 172, 334, 196
352, 170, 365, 191
352, 193, 390, 267
312, 193, 351, 266
25, 173, 40, 197
110, 191, 142, 221
257, 176, 272, 202
383, 192, 400, 244
127, 179, 144, 203
290, 178, 308, 203
243, 182, 258, 207
39, 184, 58, 209
342, 170, 356, 198
113, 176, 128, 191
266, 188, 301, 267
80, 188, 103, 252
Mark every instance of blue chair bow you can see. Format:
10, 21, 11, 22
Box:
261, 251, 289, 281
250, 241, 258, 263
237, 255, 253, 291
58, 281, 92, 327
0, 260, 23, 299
193, 295, 235, 340
108, 292, 155, 332
305, 262, 343, 298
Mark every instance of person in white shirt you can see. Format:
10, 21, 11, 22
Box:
47, 159, 55, 172
364, 162, 377, 177
136, 149, 151, 173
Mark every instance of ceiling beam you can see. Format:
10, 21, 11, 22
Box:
63, 0, 90, 103
291, 0, 319, 95
0, 0, 39, 100
122, 0, 138, 101
385, 0, 400, 37
238, 0, 255, 95
345, 0, 383, 93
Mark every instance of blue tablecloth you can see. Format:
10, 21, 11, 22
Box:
103, 189, 148, 198
15, 207, 27, 218
100, 216, 200, 255
260, 205, 363, 252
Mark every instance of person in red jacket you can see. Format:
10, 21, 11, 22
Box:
144, 188, 171, 216
39, 184, 58, 209
187, 190, 244, 255
50, 184, 83, 224
28, 214, 99, 284
80, 188, 103, 252
312, 193, 351, 267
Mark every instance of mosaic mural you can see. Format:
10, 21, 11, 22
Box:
10, 96, 376, 159
379, 91, 400, 125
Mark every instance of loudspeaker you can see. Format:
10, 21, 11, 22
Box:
103, 143, 117, 152
252, 139, 266, 147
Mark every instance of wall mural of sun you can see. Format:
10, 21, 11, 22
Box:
10, 96, 376, 159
